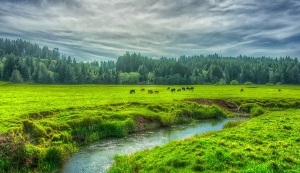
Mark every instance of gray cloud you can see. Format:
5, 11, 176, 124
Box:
0, 0, 300, 61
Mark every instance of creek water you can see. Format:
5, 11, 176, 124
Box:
60, 118, 246, 173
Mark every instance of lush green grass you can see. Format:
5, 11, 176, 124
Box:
109, 109, 300, 173
0, 84, 298, 132
0, 84, 299, 172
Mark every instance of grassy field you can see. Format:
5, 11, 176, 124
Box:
109, 109, 300, 173
0, 83, 299, 132
0, 83, 299, 172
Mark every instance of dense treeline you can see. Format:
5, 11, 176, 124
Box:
0, 38, 299, 84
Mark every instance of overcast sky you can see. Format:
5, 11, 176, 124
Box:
1, 0, 300, 61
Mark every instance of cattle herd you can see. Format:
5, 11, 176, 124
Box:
129, 86, 194, 94
130, 87, 281, 94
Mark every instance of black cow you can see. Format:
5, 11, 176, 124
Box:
155, 90, 159, 94
190, 87, 194, 91
148, 89, 154, 94
171, 88, 176, 92
278, 88, 281, 92
167, 87, 170, 90
130, 89, 135, 94
177, 89, 181, 92
141, 88, 145, 92
186, 87, 190, 90
240, 88, 244, 92
182, 87, 185, 91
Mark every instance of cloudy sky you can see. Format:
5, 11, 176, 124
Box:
1, 0, 300, 61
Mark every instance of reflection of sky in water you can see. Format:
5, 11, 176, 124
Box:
60, 118, 246, 173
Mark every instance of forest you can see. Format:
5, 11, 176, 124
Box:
0, 38, 299, 85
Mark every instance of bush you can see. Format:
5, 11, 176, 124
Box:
192, 105, 227, 119
218, 78, 227, 85
276, 82, 283, 85
266, 83, 274, 86
43, 147, 65, 168
230, 80, 239, 85
250, 107, 265, 117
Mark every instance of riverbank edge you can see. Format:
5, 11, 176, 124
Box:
108, 109, 300, 172
1, 98, 298, 172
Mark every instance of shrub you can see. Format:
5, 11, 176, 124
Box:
276, 82, 283, 85
250, 107, 265, 117
160, 113, 178, 126
230, 80, 239, 85
218, 78, 227, 85
192, 105, 227, 119
43, 147, 64, 168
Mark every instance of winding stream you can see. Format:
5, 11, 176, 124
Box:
61, 118, 246, 173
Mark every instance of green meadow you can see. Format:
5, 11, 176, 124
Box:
109, 109, 300, 173
0, 82, 300, 172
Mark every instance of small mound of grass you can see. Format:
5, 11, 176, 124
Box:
223, 120, 245, 129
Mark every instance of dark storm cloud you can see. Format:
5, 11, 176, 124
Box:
0, 0, 300, 61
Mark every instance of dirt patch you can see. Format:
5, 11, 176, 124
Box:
185, 98, 247, 115
135, 117, 162, 131
0, 135, 7, 143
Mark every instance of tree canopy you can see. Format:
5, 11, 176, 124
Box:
0, 38, 299, 85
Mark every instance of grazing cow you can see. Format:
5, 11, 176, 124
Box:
182, 87, 185, 91
186, 87, 190, 90
240, 88, 244, 92
177, 89, 181, 92
155, 90, 159, 94
141, 88, 145, 92
167, 87, 170, 90
130, 89, 135, 94
148, 89, 154, 94
171, 88, 176, 93
278, 88, 281, 92
190, 87, 194, 91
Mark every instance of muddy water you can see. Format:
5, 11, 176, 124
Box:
61, 118, 246, 173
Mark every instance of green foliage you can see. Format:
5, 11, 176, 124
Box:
266, 83, 274, 86
9, 69, 23, 83
23, 120, 48, 139
230, 80, 239, 85
43, 147, 64, 168
1, 38, 300, 85
223, 120, 245, 129
109, 110, 300, 172
1, 84, 300, 172
217, 78, 227, 85
250, 107, 265, 117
